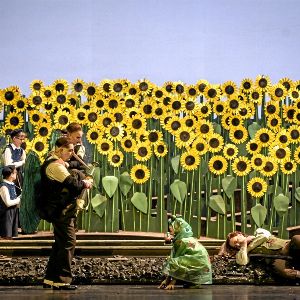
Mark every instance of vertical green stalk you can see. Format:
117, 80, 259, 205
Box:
147, 156, 153, 231
241, 176, 247, 233
159, 155, 164, 232
205, 172, 212, 236
268, 172, 279, 232
197, 166, 202, 236
188, 170, 195, 224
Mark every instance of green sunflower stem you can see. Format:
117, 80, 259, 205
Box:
188, 170, 195, 225
268, 172, 279, 232
147, 156, 153, 232
197, 165, 202, 237
205, 172, 212, 236
159, 156, 165, 232
241, 176, 247, 233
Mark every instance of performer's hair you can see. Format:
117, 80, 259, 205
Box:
10, 129, 25, 138
218, 231, 248, 257
55, 137, 72, 149
66, 122, 82, 133
2, 165, 16, 179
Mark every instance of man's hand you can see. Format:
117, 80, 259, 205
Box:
82, 178, 93, 189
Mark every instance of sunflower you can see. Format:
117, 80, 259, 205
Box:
139, 97, 157, 118
197, 119, 214, 138
136, 79, 153, 96
86, 127, 101, 145
274, 129, 290, 147
293, 147, 300, 164
28, 111, 48, 125
293, 110, 300, 125
228, 115, 244, 128
172, 81, 186, 96
98, 79, 112, 96
186, 84, 199, 98
51, 91, 68, 108
168, 96, 184, 115
110, 108, 127, 124
165, 116, 182, 135
183, 98, 198, 114
207, 133, 224, 153
119, 135, 135, 152
34, 121, 52, 139
71, 78, 85, 95
237, 102, 255, 119
28, 91, 44, 108
266, 115, 282, 132
145, 129, 163, 146
279, 77, 294, 92
103, 95, 121, 112
229, 126, 248, 144
152, 86, 166, 102
98, 112, 114, 131
105, 122, 124, 141
1, 86, 20, 105
30, 138, 49, 159
162, 81, 174, 94
247, 177, 268, 198
30, 79, 44, 93
196, 79, 209, 96
53, 111, 71, 130
269, 144, 291, 162
180, 149, 200, 171
268, 83, 287, 101
43, 86, 53, 100
294, 80, 300, 91
83, 82, 99, 100
264, 100, 280, 117
260, 159, 278, 177
294, 99, 300, 110
212, 100, 227, 116
196, 102, 212, 118
204, 84, 221, 102
14, 96, 28, 112
152, 103, 168, 120
121, 95, 138, 110
223, 143, 239, 160
282, 105, 296, 123
52, 79, 69, 93
288, 125, 300, 144
97, 138, 113, 155
108, 149, 124, 168
85, 109, 101, 128
126, 114, 147, 133
248, 89, 263, 104
183, 115, 197, 129
240, 78, 254, 94
221, 81, 238, 98
191, 136, 208, 155
255, 128, 275, 148
73, 107, 87, 125
232, 156, 252, 176
208, 155, 228, 175
251, 154, 266, 171
175, 126, 196, 149
246, 140, 262, 155
255, 75, 271, 92
134, 142, 152, 162
67, 93, 79, 107
289, 88, 300, 102
220, 112, 232, 131
130, 164, 150, 184
154, 141, 168, 158
5, 111, 24, 130
111, 79, 128, 96
281, 159, 297, 175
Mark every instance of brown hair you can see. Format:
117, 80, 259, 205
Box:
55, 137, 73, 149
66, 122, 82, 134
218, 231, 247, 257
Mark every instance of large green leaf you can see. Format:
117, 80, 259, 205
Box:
91, 194, 107, 218
251, 204, 267, 227
213, 122, 222, 134
91, 166, 101, 189
222, 175, 237, 199
102, 176, 119, 198
131, 192, 148, 214
171, 155, 180, 174
119, 172, 133, 196
267, 184, 283, 196
295, 187, 300, 202
170, 179, 187, 203
274, 193, 290, 214
209, 195, 226, 215
200, 159, 208, 175
248, 122, 261, 139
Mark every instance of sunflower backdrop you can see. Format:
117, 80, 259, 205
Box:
1, 75, 300, 238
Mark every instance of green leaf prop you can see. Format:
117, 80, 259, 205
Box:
170, 179, 187, 203
119, 172, 133, 196
171, 155, 180, 174
209, 195, 226, 215
131, 192, 148, 214
91, 194, 107, 218
102, 176, 119, 198
251, 204, 267, 227
295, 187, 300, 202
274, 193, 290, 214
213, 122, 222, 134
200, 159, 208, 175
91, 166, 101, 189
248, 122, 261, 139
222, 175, 237, 199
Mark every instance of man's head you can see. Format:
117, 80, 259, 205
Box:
2, 165, 17, 181
10, 129, 26, 147
54, 137, 74, 161
66, 123, 83, 145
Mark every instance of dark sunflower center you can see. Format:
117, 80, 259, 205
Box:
125, 99, 135, 108
240, 108, 248, 116
123, 140, 132, 149
88, 112, 98, 122
287, 109, 295, 119
254, 157, 263, 167
186, 101, 195, 111
90, 132, 99, 140
135, 169, 145, 179
292, 91, 299, 99
250, 143, 258, 151
172, 101, 181, 110
155, 90, 163, 98
32, 114, 40, 122
33, 96, 42, 106
270, 118, 278, 126
188, 88, 196, 96
112, 154, 120, 163
243, 82, 251, 90
109, 99, 118, 109
155, 107, 163, 116
175, 84, 184, 94
227, 148, 235, 156
165, 84, 173, 93
73, 83, 83, 93
110, 127, 120, 137
196, 143, 204, 152
171, 121, 181, 131
267, 105, 276, 114
138, 147, 148, 157
231, 118, 240, 126
296, 113, 300, 121
284, 162, 293, 171
44, 90, 52, 98
33, 83, 41, 90
180, 131, 190, 142
279, 135, 288, 143
163, 97, 171, 106
55, 83, 65, 92
10, 117, 19, 126
291, 129, 299, 140
252, 92, 260, 100
234, 130, 243, 139
5, 91, 14, 101
260, 133, 269, 143
229, 99, 239, 110
143, 104, 152, 114
102, 83, 110, 93
216, 104, 224, 113
101, 142, 109, 151
208, 88, 217, 98
185, 119, 194, 127
157, 145, 165, 153
149, 132, 158, 142
114, 113, 122, 122
35, 141, 45, 152
58, 115, 68, 125
185, 155, 196, 166
225, 85, 234, 95
264, 161, 274, 172
16, 100, 25, 109
39, 127, 49, 136
77, 112, 85, 120
201, 106, 209, 114
252, 182, 262, 192
139, 82, 148, 92
87, 86, 96, 96
275, 88, 284, 97
258, 78, 268, 88
237, 161, 247, 171
132, 119, 142, 129
57, 94, 66, 105
213, 160, 223, 170
103, 117, 112, 127
198, 83, 206, 93
209, 138, 219, 148
200, 124, 209, 134
94, 100, 103, 109
113, 83, 122, 93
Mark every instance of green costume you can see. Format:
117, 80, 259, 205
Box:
162, 217, 212, 285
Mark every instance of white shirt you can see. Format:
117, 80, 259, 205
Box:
3, 143, 26, 168
0, 180, 21, 207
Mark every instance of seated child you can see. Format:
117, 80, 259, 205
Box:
0, 165, 21, 238
159, 216, 212, 289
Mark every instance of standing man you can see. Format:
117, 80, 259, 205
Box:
38, 137, 92, 290
2, 129, 26, 195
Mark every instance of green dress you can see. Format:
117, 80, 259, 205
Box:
162, 217, 212, 285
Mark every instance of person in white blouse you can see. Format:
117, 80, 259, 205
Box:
0, 165, 21, 238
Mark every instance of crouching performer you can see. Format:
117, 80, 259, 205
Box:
159, 216, 212, 289
37, 137, 93, 290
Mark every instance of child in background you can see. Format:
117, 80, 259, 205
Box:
0, 165, 21, 239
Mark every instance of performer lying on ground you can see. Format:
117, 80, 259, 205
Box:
218, 228, 300, 280
159, 216, 212, 290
